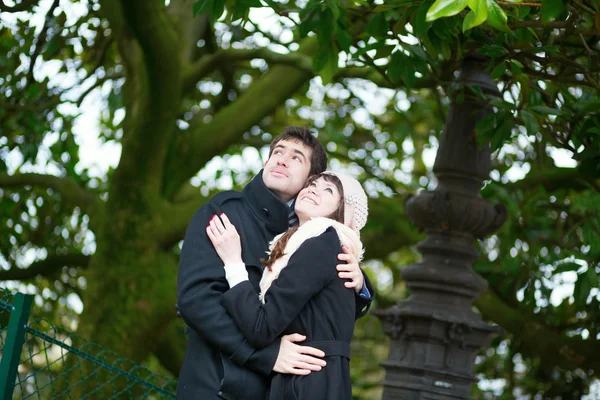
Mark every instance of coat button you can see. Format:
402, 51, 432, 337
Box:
261, 207, 269, 216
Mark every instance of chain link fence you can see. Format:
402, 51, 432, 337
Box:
0, 289, 177, 399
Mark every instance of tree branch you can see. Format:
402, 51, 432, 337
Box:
329, 150, 404, 195
26, 0, 60, 86
482, 167, 593, 198
102, 2, 185, 195
334, 66, 439, 89
76, 72, 125, 107
0, 253, 90, 281
510, 19, 575, 30
0, 0, 39, 12
162, 37, 319, 199
182, 47, 314, 93
475, 290, 600, 372
154, 187, 226, 248
120, 2, 181, 89
0, 173, 103, 220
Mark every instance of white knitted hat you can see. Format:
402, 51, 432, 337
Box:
323, 171, 368, 234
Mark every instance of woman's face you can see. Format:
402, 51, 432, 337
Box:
294, 176, 342, 223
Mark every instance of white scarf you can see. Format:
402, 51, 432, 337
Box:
258, 217, 364, 304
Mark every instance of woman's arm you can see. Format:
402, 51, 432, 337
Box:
220, 229, 340, 348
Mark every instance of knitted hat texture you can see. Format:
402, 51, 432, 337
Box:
323, 171, 368, 234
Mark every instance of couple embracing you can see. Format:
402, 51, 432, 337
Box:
176, 127, 374, 400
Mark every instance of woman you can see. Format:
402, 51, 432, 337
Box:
206, 171, 369, 400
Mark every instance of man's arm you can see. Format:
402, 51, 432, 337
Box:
177, 203, 278, 376
356, 271, 375, 318
336, 245, 375, 319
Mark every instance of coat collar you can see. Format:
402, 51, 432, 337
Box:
243, 169, 290, 233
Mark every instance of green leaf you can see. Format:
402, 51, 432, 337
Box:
490, 61, 506, 78
573, 275, 591, 307
439, 40, 451, 59
509, 60, 523, 76
336, 26, 353, 52
426, 0, 468, 22
462, 11, 477, 33
400, 58, 416, 89
317, 8, 335, 46
375, 45, 396, 59
475, 112, 497, 139
193, 0, 209, 16
520, 110, 540, 134
232, 0, 261, 20
410, 45, 429, 61
503, 258, 521, 274
314, 44, 339, 85
367, 12, 388, 38
527, 27, 540, 41
554, 262, 582, 274
388, 52, 418, 88
421, 33, 438, 58
414, 0, 433, 36
299, 8, 319, 37
491, 112, 514, 150
209, 0, 225, 24
530, 106, 564, 116
541, 0, 565, 23
486, 0, 510, 32
388, 51, 404, 84
463, 0, 488, 31
480, 44, 508, 58
575, 100, 600, 113
586, 267, 599, 288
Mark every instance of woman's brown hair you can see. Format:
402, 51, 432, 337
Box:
262, 173, 345, 270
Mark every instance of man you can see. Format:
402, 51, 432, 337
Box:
176, 127, 374, 399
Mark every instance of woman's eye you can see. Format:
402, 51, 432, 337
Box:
325, 188, 333, 194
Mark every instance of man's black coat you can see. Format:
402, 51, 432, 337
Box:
176, 171, 373, 400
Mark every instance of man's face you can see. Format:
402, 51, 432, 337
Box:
262, 140, 313, 202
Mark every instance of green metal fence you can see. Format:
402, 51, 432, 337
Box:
0, 289, 177, 399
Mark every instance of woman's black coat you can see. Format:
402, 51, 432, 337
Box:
221, 227, 358, 400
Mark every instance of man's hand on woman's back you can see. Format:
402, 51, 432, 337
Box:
273, 334, 326, 375
336, 245, 364, 293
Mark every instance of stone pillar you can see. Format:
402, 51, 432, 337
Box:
375, 54, 508, 399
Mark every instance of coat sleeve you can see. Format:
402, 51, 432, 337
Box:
355, 271, 375, 319
220, 229, 340, 348
176, 200, 278, 376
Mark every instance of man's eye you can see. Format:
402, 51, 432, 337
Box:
293, 156, 302, 162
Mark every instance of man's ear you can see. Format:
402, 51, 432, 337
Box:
264, 159, 269, 167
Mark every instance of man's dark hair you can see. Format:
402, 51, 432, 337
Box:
268, 126, 327, 176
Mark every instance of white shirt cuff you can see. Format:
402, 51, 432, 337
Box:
224, 263, 249, 288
